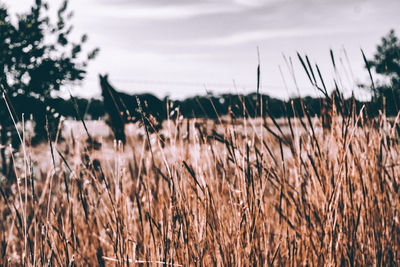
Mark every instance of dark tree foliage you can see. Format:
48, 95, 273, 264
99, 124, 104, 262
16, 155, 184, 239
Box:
0, 0, 98, 99
369, 29, 400, 90
0, 0, 98, 175
367, 29, 400, 115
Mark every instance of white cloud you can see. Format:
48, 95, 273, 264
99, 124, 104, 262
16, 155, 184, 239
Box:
162, 27, 350, 47
84, 3, 242, 20
233, 0, 286, 7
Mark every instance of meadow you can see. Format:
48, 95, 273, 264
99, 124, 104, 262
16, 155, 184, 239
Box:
1, 100, 399, 266
1, 0, 399, 264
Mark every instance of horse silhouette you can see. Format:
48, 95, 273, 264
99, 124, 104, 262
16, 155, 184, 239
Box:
99, 74, 166, 143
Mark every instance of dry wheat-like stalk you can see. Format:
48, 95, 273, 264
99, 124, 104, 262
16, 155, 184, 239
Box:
0, 100, 399, 266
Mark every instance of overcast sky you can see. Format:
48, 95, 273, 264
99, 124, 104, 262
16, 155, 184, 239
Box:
3, 0, 400, 100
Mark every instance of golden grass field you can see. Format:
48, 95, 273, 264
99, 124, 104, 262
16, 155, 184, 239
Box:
1, 110, 400, 265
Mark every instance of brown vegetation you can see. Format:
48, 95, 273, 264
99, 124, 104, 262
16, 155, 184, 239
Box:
0, 105, 399, 266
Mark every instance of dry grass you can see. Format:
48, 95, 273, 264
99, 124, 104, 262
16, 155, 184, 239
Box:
1, 107, 400, 266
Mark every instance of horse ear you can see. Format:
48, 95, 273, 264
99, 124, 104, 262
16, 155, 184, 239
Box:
99, 73, 109, 81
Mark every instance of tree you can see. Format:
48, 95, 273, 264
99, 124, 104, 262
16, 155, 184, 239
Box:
368, 29, 400, 91
365, 29, 400, 115
0, 0, 98, 176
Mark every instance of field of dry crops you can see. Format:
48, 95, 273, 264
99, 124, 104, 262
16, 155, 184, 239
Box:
1, 111, 400, 265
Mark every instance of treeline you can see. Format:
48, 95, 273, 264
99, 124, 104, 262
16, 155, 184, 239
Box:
176, 89, 398, 119
4, 95, 105, 121
6, 89, 399, 122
